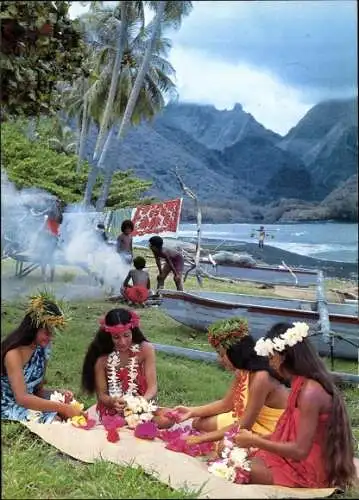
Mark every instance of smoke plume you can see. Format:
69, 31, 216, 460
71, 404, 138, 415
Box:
1, 171, 130, 300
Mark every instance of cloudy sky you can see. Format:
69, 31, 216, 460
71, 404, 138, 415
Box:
69, 1, 357, 135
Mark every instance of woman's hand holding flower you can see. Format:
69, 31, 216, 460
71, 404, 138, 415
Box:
173, 406, 193, 422
234, 429, 257, 448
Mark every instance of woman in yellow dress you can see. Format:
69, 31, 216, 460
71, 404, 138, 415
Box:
173, 318, 289, 445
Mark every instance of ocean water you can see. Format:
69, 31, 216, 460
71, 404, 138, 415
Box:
178, 222, 358, 264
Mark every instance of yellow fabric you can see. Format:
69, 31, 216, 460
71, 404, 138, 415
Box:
217, 370, 284, 435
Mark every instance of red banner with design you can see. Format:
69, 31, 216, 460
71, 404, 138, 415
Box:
131, 198, 182, 237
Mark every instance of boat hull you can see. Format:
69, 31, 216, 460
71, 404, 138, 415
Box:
160, 290, 359, 360
186, 263, 319, 287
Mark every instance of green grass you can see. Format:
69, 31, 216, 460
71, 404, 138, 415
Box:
1, 298, 232, 499
1, 267, 358, 498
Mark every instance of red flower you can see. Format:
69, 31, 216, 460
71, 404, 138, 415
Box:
107, 428, 120, 443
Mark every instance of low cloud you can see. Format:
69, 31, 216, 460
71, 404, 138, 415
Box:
170, 47, 313, 135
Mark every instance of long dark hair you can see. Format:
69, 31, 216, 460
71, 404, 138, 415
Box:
1, 301, 62, 376
81, 308, 148, 394
266, 323, 355, 489
226, 335, 284, 383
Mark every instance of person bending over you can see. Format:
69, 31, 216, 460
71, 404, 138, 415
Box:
149, 236, 184, 291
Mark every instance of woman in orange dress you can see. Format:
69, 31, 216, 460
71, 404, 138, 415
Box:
233, 322, 356, 490
172, 319, 288, 445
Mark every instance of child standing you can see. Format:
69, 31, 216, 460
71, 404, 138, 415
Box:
122, 256, 151, 305
116, 220, 134, 264
149, 236, 184, 291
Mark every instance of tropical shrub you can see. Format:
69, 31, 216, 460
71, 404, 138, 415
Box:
1, 120, 153, 209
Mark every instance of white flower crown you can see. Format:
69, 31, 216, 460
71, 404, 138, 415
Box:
254, 322, 310, 357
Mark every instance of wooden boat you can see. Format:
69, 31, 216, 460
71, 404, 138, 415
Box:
185, 261, 319, 287
159, 290, 359, 360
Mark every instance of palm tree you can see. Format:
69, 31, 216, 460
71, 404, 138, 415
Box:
63, 40, 101, 174
76, 2, 176, 210
93, 1, 192, 210
93, 12, 178, 210
92, 2, 138, 162
116, 1, 193, 140
79, 1, 145, 205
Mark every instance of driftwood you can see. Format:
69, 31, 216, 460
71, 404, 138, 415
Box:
330, 288, 358, 301
174, 167, 203, 286
280, 260, 298, 285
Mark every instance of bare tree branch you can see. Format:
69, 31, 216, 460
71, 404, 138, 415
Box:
173, 166, 203, 286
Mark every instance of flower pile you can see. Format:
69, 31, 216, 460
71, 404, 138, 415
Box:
27, 391, 95, 429
255, 322, 310, 357
157, 425, 214, 457
123, 395, 157, 428
207, 427, 251, 484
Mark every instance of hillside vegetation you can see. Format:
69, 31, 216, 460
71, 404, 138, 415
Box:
1, 120, 152, 209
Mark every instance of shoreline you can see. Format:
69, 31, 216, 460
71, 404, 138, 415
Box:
178, 238, 358, 280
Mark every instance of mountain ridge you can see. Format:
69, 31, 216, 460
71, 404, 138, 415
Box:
80, 97, 357, 222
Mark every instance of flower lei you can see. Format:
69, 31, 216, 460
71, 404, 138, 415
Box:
255, 321, 310, 357
208, 426, 251, 484
107, 344, 140, 398
106, 344, 157, 430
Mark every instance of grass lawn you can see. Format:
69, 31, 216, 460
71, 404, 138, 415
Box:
1, 260, 358, 498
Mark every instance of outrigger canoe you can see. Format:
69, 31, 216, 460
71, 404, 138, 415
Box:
159, 290, 359, 360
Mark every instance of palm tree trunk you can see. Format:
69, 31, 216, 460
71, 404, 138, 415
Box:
77, 94, 89, 174
93, 1, 128, 161
117, 1, 166, 140
95, 0, 166, 210
96, 168, 114, 212
83, 126, 113, 206
95, 128, 114, 211
83, 165, 99, 206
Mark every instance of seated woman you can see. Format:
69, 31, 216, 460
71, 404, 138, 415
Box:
173, 318, 288, 444
1, 293, 84, 423
233, 322, 356, 489
81, 308, 172, 428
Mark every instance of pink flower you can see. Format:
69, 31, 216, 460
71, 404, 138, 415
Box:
166, 438, 186, 453
157, 427, 190, 442
102, 415, 126, 430
79, 418, 97, 430
134, 421, 158, 440
234, 467, 251, 484
160, 427, 214, 457
163, 410, 181, 423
